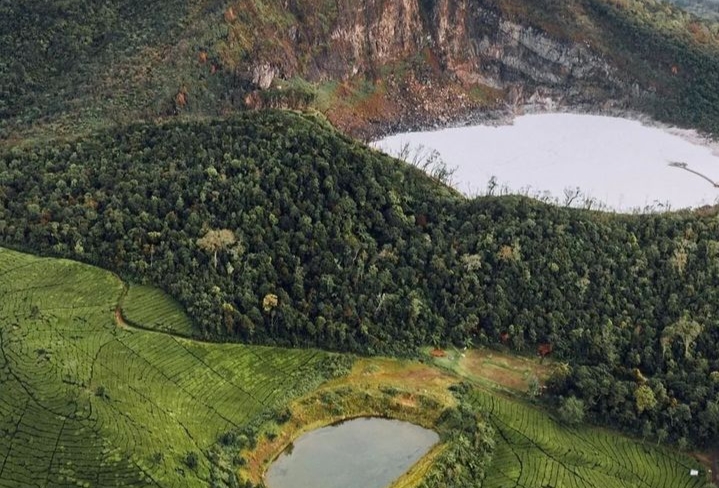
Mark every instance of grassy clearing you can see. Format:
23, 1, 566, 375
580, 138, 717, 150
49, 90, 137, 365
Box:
121, 283, 195, 336
0, 247, 329, 487
427, 346, 552, 393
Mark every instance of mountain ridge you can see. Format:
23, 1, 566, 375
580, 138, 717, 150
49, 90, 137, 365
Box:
2, 111, 719, 449
4, 0, 719, 142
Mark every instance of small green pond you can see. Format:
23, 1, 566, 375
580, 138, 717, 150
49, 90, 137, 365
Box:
265, 417, 439, 488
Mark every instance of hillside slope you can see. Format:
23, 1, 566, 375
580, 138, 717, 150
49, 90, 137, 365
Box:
1, 111, 719, 449
0, 246, 707, 488
3, 0, 719, 141
0, 246, 340, 487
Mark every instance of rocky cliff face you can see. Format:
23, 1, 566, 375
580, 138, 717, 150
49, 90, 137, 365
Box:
225, 0, 632, 136
3, 0, 669, 142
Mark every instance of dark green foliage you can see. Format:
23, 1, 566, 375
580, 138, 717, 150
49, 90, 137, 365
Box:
219, 431, 237, 447
0, 110, 455, 355
273, 407, 292, 424
419, 391, 494, 488
184, 451, 199, 470
584, 0, 719, 134
558, 396, 585, 425
2, 110, 719, 448
0, 0, 190, 132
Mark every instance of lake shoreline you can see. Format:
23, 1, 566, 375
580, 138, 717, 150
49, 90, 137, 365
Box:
372, 101, 718, 146
239, 358, 458, 487
374, 111, 719, 213
265, 417, 439, 488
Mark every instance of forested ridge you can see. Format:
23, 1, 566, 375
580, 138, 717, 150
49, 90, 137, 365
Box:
1, 110, 719, 450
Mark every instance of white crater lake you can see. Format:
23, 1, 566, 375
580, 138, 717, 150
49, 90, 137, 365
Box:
374, 113, 719, 212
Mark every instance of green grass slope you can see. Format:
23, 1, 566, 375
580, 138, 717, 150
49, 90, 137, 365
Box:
429, 349, 709, 488
0, 247, 336, 487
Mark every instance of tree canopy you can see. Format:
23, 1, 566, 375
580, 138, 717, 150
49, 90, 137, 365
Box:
2, 110, 719, 447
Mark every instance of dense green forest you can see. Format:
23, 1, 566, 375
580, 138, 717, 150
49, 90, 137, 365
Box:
1, 111, 719, 451
0, 0, 196, 136
584, 0, 719, 134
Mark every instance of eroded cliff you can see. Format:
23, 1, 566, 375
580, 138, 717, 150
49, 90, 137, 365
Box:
3, 0, 717, 141
217, 0, 632, 136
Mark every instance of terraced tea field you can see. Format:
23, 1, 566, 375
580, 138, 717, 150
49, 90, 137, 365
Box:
430, 347, 708, 487
121, 284, 195, 336
472, 389, 706, 488
0, 248, 328, 487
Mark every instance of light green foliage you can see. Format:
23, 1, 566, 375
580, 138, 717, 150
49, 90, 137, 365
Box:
527, 375, 541, 397
122, 284, 196, 336
558, 395, 586, 425
470, 390, 705, 488
635, 384, 658, 413
0, 247, 328, 487
196, 229, 237, 269
661, 314, 703, 359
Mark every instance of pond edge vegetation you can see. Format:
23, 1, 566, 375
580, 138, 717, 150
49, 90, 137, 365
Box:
230, 358, 493, 488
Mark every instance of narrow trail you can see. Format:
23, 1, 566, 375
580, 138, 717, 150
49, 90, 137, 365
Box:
110, 279, 195, 339
110, 278, 239, 346
114, 308, 129, 330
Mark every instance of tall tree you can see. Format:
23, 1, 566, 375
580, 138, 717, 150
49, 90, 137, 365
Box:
197, 229, 236, 269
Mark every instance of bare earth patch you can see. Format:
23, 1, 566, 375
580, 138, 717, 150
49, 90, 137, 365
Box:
429, 347, 552, 393
692, 449, 719, 484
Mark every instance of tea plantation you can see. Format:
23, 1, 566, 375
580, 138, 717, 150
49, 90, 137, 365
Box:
121, 284, 196, 337
473, 389, 705, 488
0, 248, 329, 487
0, 246, 710, 487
